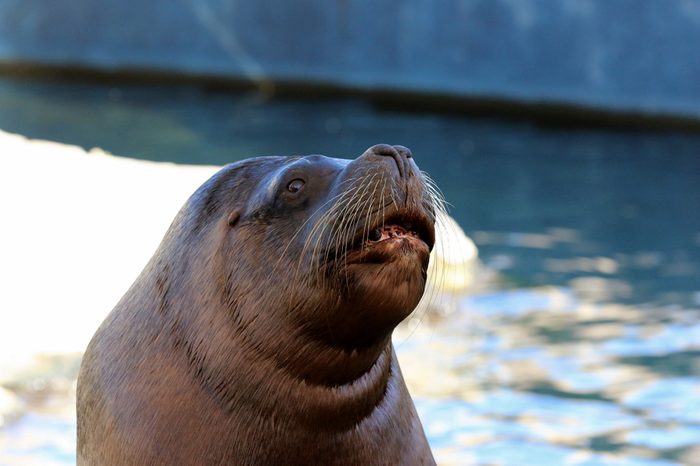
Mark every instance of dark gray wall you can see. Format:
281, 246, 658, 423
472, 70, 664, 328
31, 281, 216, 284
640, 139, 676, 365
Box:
1, 0, 699, 118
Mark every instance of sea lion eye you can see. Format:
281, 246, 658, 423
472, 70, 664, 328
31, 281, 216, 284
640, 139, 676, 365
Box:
287, 179, 305, 193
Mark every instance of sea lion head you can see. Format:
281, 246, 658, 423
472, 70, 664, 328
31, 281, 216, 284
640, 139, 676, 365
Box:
156, 144, 442, 386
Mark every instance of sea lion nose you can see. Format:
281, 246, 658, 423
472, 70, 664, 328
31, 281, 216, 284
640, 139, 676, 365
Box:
393, 145, 412, 159
363, 144, 413, 178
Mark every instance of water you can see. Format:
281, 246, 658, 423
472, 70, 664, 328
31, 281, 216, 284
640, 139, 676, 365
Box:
1, 77, 699, 465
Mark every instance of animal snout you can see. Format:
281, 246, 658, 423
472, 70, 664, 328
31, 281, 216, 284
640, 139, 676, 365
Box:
361, 144, 414, 178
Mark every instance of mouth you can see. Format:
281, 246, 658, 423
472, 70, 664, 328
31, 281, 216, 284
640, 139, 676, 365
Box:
367, 224, 418, 243
319, 209, 435, 267
356, 211, 435, 253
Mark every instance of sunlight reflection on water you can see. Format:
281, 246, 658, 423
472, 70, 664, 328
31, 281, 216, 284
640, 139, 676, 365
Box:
399, 286, 700, 465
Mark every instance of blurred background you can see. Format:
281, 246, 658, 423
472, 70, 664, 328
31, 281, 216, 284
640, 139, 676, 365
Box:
1, 1, 699, 465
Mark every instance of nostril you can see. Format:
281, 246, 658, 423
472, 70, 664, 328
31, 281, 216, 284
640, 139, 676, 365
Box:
394, 145, 412, 159
366, 143, 405, 177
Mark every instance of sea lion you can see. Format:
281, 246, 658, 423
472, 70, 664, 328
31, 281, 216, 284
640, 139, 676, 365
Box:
77, 144, 440, 465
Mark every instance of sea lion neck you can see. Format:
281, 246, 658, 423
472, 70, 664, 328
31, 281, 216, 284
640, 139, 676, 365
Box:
193, 300, 396, 430
220, 289, 395, 389
280, 328, 393, 388
256, 333, 397, 430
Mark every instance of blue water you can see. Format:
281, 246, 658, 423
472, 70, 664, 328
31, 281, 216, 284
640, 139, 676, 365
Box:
1, 78, 699, 465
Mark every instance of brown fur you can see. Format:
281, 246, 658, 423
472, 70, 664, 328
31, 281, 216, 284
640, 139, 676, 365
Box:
77, 144, 438, 465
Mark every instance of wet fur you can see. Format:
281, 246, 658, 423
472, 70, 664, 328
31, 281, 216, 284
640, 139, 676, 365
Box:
77, 146, 443, 465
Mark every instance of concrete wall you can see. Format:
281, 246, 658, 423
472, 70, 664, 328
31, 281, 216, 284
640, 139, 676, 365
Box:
1, 0, 699, 118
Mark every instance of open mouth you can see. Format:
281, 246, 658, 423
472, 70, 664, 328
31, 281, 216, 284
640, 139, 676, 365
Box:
361, 212, 435, 251
323, 210, 435, 266
367, 224, 419, 242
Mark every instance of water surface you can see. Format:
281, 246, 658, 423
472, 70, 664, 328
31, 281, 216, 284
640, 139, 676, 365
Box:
0, 78, 699, 465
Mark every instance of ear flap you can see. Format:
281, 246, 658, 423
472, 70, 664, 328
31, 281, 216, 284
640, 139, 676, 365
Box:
227, 211, 241, 227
